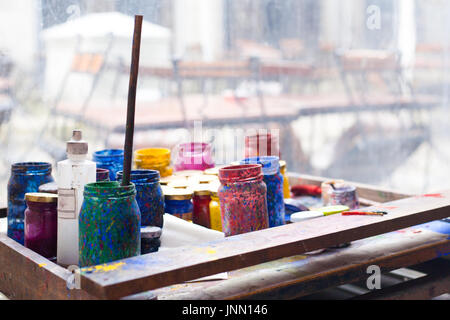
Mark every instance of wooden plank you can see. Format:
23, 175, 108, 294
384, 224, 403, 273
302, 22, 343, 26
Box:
353, 259, 450, 300
80, 190, 450, 299
152, 224, 450, 300
0, 233, 95, 300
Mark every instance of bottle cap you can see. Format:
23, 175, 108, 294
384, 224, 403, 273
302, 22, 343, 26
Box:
67, 129, 88, 155
25, 192, 58, 203
141, 226, 162, 239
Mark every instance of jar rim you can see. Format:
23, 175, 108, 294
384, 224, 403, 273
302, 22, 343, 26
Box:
116, 169, 160, 182
218, 164, 263, 183
84, 181, 136, 198
11, 162, 52, 174
93, 149, 124, 158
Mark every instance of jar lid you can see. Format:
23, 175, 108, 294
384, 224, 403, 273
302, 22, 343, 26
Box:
25, 192, 58, 203
163, 186, 193, 200
188, 174, 218, 185
38, 182, 58, 194
160, 175, 187, 186
141, 226, 162, 239
209, 183, 219, 197
193, 184, 211, 196
203, 167, 221, 176
167, 179, 190, 189
173, 170, 203, 178
240, 156, 280, 175
279, 160, 286, 170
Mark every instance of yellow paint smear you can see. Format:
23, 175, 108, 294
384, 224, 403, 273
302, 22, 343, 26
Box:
38, 263, 47, 268
83, 261, 125, 273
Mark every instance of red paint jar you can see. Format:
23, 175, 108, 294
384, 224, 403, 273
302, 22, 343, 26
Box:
24, 192, 58, 259
245, 132, 280, 158
218, 164, 269, 236
192, 186, 211, 228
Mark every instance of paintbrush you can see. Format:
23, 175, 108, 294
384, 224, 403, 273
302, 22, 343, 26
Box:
122, 15, 143, 186
341, 211, 387, 216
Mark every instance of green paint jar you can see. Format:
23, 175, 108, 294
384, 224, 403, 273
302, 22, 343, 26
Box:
79, 181, 141, 267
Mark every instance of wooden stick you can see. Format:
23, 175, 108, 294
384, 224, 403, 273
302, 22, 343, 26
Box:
122, 15, 143, 186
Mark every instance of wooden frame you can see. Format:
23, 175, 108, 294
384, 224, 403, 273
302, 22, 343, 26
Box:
0, 174, 449, 300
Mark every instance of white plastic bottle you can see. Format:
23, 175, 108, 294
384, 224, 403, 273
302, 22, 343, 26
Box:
57, 130, 96, 266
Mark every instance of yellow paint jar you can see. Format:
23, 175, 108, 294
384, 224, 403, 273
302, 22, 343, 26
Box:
279, 160, 290, 199
134, 148, 173, 177
208, 186, 222, 232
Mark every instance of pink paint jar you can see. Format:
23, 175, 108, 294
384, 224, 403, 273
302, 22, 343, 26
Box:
24, 192, 58, 259
174, 142, 214, 171
218, 164, 269, 237
245, 132, 280, 158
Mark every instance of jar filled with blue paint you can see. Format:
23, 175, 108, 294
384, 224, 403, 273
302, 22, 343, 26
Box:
240, 156, 285, 227
92, 149, 124, 181
117, 169, 164, 228
7, 162, 54, 244
162, 186, 193, 221
79, 181, 141, 267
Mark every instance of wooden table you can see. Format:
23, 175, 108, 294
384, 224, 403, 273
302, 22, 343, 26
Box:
0, 174, 449, 300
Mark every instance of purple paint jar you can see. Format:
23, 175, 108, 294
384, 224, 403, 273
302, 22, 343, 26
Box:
24, 192, 58, 259
174, 142, 214, 171
96, 168, 110, 182
218, 164, 269, 237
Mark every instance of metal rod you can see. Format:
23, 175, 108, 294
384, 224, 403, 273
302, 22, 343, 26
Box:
122, 15, 143, 186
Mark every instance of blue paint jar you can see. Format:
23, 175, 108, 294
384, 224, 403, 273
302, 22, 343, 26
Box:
240, 156, 285, 227
7, 162, 54, 244
92, 149, 124, 181
163, 187, 193, 221
117, 169, 164, 228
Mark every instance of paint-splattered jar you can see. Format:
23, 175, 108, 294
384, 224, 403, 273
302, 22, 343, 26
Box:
240, 156, 285, 228
163, 187, 193, 221
24, 192, 58, 259
218, 164, 269, 236
92, 149, 124, 181
96, 168, 110, 182
117, 169, 164, 228
321, 179, 345, 206
134, 148, 173, 178
79, 181, 141, 267
329, 184, 359, 210
244, 132, 280, 158
7, 162, 54, 244
279, 160, 290, 199
192, 185, 211, 228
209, 185, 222, 232
141, 226, 162, 254
173, 142, 214, 171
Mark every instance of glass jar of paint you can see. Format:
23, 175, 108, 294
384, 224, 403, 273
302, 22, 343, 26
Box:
79, 181, 141, 267
329, 184, 359, 210
7, 162, 54, 244
141, 226, 162, 254
279, 160, 290, 199
218, 164, 269, 236
163, 187, 193, 221
117, 169, 164, 228
24, 192, 58, 259
208, 186, 222, 232
96, 168, 110, 182
244, 132, 280, 158
321, 179, 345, 206
134, 148, 173, 178
240, 156, 285, 228
92, 149, 124, 181
173, 142, 214, 171
192, 186, 211, 228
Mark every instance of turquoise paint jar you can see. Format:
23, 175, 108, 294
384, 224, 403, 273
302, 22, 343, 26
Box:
79, 181, 141, 267
93, 149, 124, 181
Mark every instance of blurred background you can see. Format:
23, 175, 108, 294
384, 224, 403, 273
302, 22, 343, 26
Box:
1, 0, 450, 207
